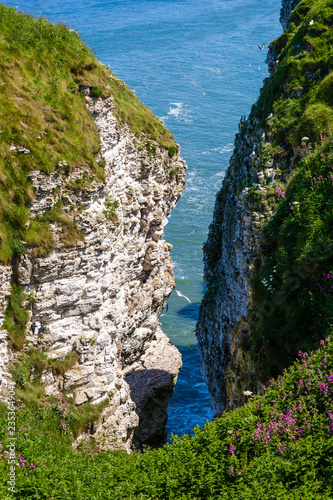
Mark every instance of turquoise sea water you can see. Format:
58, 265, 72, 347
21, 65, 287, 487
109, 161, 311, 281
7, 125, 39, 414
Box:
3, 0, 282, 438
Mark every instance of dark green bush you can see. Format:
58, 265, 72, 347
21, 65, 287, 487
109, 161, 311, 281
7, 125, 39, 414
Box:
168, 145, 178, 158
90, 86, 103, 98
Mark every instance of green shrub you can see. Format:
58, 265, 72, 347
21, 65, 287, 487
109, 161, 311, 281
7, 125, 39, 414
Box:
51, 352, 79, 375
252, 0, 333, 145
145, 140, 157, 157
1, 338, 333, 498
250, 129, 333, 372
103, 196, 119, 220
90, 86, 103, 98
168, 145, 178, 158
3, 284, 29, 349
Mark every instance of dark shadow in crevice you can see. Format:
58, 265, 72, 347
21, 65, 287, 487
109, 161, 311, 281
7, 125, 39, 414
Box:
125, 367, 176, 449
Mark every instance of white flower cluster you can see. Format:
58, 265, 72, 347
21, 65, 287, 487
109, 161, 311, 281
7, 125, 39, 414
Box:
262, 267, 277, 292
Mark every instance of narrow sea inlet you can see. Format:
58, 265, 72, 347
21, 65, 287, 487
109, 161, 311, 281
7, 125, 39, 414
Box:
5, 0, 282, 437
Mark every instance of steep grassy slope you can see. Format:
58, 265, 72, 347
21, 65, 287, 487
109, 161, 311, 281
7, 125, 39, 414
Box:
1, 337, 332, 499
0, 5, 176, 264
247, 0, 333, 371
252, 131, 333, 369
254, 0, 333, 145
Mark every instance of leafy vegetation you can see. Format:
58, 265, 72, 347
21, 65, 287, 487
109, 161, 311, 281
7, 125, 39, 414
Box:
251, 129, 333, 373
11, 349, 79, 387
89, 86, 103, 98
252, 0, 333, 146
35, 202, 84, 248
103, 196, 120, 220
2, 284, 29, 349
8, 348, 108, 440
108, 77, 175, 150
238, 0, 333, 376
0, 338, 332, 498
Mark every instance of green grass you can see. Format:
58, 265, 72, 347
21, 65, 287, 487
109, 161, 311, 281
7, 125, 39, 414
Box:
252, 0, 333, 146
108, 76, 175, 151
51, 352, 80, 376
11, 349, 80, 387
1, 338, 333, 499
250, 128, 333, 374
9, 348, 108, 438
2, 283, 29, 349
227, 0, 333, 377
0, 5, 176, 264
35, 202, 84, 248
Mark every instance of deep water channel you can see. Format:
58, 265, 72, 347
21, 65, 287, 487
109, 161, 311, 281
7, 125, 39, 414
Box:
7, 0, 282, 438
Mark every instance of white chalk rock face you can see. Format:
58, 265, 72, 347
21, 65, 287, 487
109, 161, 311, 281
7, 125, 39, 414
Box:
0, 95, 186, 451
196, 0, 303, 417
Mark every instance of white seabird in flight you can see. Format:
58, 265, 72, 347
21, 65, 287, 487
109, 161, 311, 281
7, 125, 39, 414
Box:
175, 290, 192, 303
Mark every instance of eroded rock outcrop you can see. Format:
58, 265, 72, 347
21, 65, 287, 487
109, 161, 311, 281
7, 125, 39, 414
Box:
0, 95, 186, 451
196, 118, 273, 413
280, 0, 301, 31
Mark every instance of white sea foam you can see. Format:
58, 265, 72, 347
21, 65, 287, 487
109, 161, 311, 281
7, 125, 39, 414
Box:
167, 102, 192, 123
168, 102, 183, 117
193, 65, 222, 74
202, 143, 233, 155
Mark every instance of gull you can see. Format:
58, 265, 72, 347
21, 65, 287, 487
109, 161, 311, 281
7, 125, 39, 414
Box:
175, 290, 191, 303
257, 43, 266, 50
188, 229, 197, 236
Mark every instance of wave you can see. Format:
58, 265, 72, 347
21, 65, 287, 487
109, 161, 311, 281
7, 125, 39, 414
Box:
193, 65, 222, 74
166, 102, 193, 123
168, 102, 183, 117
201, 143, 233, 155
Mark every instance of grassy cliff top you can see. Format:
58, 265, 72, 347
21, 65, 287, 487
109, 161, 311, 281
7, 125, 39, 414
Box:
252, 0, 333, 146
0, 5, 175, 263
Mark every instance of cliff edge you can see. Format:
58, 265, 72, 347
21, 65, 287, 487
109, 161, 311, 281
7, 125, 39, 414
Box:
197, 0, 333, 413
0, 6, 185, 451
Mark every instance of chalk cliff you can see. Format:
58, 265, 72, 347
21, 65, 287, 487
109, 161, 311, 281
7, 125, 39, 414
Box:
197, 0, 317, 413
0, 94, 186, 451
196, 115, 272, 412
